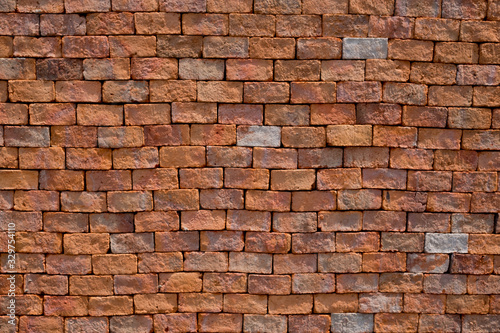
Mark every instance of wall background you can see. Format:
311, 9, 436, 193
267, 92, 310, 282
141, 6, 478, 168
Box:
0, 0, 499, 332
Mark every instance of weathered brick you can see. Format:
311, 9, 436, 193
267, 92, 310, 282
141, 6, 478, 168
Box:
343, 38, 388, 59
135, 13, 180, 34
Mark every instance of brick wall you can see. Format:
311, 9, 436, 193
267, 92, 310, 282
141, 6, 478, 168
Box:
0, 0, 499, 332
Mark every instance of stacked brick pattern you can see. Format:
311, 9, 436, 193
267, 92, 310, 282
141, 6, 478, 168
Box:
0, 0, 500, 332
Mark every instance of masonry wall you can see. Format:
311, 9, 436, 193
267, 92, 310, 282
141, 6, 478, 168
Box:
0, 0, 499, 332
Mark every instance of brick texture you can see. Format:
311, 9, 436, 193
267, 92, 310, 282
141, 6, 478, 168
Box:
0, 1, 499, 332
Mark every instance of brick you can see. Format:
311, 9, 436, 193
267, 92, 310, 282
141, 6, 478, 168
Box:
90, 213, 134, 233
288, 315, 331, 333
337, 273, 379, 293
314, 293, 358, 313
323, 14, 369, 37
243, 315, 287, 333
318, 211, 361, 232
229, 252, 272, 273
254, 0, 300, 14
70, 275, 112, 296
414, 18, 460, 41
457, 65, 500, 86
451, 254, 493, 275
226, 210, 271, 231
435, 149, 478, 171
435, 42, 478, 63
480, 43, 500, 64
442, 0, 487, 19
0, 170, 38, 190
29, 103, 76, 125
268, 295, 313, 314
447, 295, 489, 314
291, 273, 334, 294
19, 317, 63, 333
374, 313, 418, 333
282, 127, 326, 148
160, 0, 206, 12
363, 211, 406, 231
207, 0, 252, 12
407, 253, 450, 273
275, 60, 320, 81
331, 313, 373, 333
0, 147, 17, 168
61, 191, 106, 213
249, 37, 295, 59
144, 125, 189, 146
237, 125, 281, 147
448, 107, 492, 129
178, 293, 223, 312
462, 315, 500, 333
369, 16, 413, 39
92, 254, 137, 275
350, 0, 394, 14
108, 191, 153, 212
0, 104, 28, 125
110, 316, 153, 333
110, 233, 154, 254
113, 147, 159, 169
469, 234, 500, 254
62, 36, 109, 58
363, 253, 406, 272
0, 13, 39, 36
46, 254, 91, 275
66, 148, 111, 170
245, 232, 290, 253
159, 272, 201, 292
135, 13, 180, 34
322, 60, 365, 81
297, 38, 342, 59
318, 168, 361, 190
473, 86, 500, 107
114, 274, 157, 294
244, 82, 289, 103
157, 35, 202, 58
182, 210, 225, 230
410, 62, 457, 85
138, 252, 182, 273
383, 82, 428, 105
407, 171, 451, 192
276, 15, 321, 37
338, 189, 382, 210
380, 272, 423, 293
154, 313, 197, 333
131, 58, 177, 81
336, 232, 379, 252
13, 37, 61, 58
198, 313, 243, 332
207, 147, 251, 168
203, 36, 248, 58
200, 189, 244, 209
327, 125, 372, 146
0, 37, 12, 58
198, 81, 243, 103
87, 12, 133, 35
273, 212, 317, 232
395, 0, 441, 16
9, 80, 54, 103
383, 191, 427, 212
451, 213, 495, 233
225, 168, 268, 189
390, 148, 433, 170
310, 104, 355, 126
86, 170, 131, 192
291, 191, 336, 212
343, 38, 388, 59
40, 14, 86, 36
229, 14, 274, 37
43, 212, 87, 233
4, 126, 51, 148
246, 190, 290, 212
183, 13, 228, 35
109, 36, 156, 57
359, 293, 403, 313
89, 296, 133, 316
77, 104, 123, 126
19, 147, 65, 169
337, 82, 382, 103
154, 189, 199, 211
65, 318, 108, 333
293, 233, 335, 253
388, 39, 434, 62
223, 294, 266, 314
453, 172, 497, 192
428, 86, 473, 107
14, 190, 59, 212
102, 81, 148, 103
404, 294, 445, 314
125, 104, 171, 126
133, 169, 178, 191
204, 273, 246, 293
248, 275, 290, 295
83, 58, 130, 80
363, 168, 407, 190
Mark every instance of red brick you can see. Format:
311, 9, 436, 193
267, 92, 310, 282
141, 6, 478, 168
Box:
200, 189, 244, 209
415, 18, 460, 41
383, 82, 427, 105
191, 124, 236, 145
411, 62, 457, 85
0, 103, 28, 125
374, 313, 418, 333
9, 80, 55, 103
317, 168, 361, 190
19, 317, 63, 333
135, 13, 180, 34
46, 254, 91, 275
159, 272, 201, 292
418, 314, 461, 333
322, 60, 365, 81
226, 210, 271, 231
297, 37, 342, 59
390, 148, 433, 170
383, 191, 427, 212
337, 273, 379, 293
51, 124, 97, 146
154, 313, 197, 333
203, 36, 248, 58
90, 213, 133, 233
223, 294, 266, 314
229, 14, 275, 37
314, 294, 358, 313
337, 232, 379, 252
291, 82, 336, 104
292, 232, 335, 253
246, 190, 290, 212
435, 42, 478, 63
14, 190, 60, 211
224, 168, 268, 189
268, 295, 313, 314
178, 293, 223, 312
369, 16, 414, 39
204, 273, 247, 293
248, 275, 290, 295
154, 189, 199, 211
276, 15, 321, 37
0, 13, 39, 36
109, 36, 156, 57
244, 82, 289, 103
181, 210, 225, 230
311, 104, 355, 125
207, 0, 252, 12
350, 0, 394, 15
323, 14, 369, 37
183, 13, 228, 35
292, 191, 336, 212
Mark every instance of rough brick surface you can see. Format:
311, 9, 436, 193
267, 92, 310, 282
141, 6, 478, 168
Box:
0, 1, 498, 331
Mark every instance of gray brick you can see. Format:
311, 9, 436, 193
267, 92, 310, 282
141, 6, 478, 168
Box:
331, 313, 374, 333
343, 38, 388, 59
237, 125, 281, 147
424, 233, 468, 253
